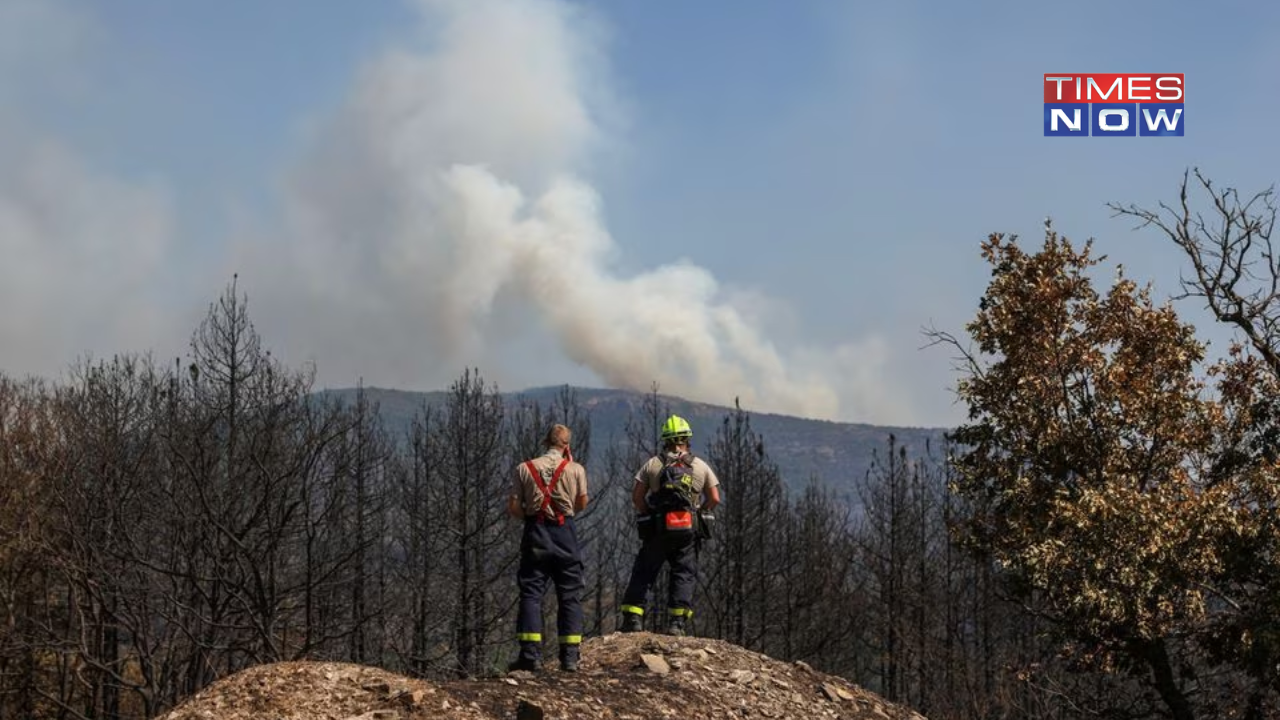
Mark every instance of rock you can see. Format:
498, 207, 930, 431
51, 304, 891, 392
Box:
503, 677, 519, 686
361, 680, 392, 696
822, 682, 843, 701
640, 653, 670, 675
729, 669, 756, 684
515, 699, 545, 720
643, 639, 677, 654
394, 688, 429, 707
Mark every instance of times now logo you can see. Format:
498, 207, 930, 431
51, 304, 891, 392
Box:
1044, 74, 1184, 136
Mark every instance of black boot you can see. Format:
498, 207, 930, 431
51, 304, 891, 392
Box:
559, 643, 580, 672
507, 641, 541, 672
667, 615, 686, 637
620, 613, 642, 633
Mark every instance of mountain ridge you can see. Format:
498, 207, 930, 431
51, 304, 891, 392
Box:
315, 384, 954, 496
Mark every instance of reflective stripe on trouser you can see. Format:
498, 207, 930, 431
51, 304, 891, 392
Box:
620, 530, 698, 617
517, 515, 585, 646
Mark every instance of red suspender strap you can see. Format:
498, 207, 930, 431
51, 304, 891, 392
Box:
549, 458, 570, 494
524, 458, 571, 525
546, 459, 570, 525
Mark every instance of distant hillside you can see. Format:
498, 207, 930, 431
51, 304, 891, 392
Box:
316, 385, 953, 499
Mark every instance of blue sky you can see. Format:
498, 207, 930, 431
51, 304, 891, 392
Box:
1, 0, 1277, 427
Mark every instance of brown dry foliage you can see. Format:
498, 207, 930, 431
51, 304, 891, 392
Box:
948, 230, 1235, 648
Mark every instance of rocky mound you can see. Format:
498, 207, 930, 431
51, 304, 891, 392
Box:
156, 632, 926, 720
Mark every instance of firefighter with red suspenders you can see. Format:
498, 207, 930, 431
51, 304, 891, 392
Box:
507, 424, 589, 672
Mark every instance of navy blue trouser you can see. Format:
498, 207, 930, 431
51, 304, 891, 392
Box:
621, 528, 697, 621
516, 516, 585, 651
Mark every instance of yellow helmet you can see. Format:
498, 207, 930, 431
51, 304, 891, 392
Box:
660, 415, 692, 441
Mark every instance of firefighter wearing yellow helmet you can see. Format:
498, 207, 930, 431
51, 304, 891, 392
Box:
619, 414, 721, 636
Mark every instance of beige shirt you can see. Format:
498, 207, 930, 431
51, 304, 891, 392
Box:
514, 447, 588, 519
634, 451, 720, 499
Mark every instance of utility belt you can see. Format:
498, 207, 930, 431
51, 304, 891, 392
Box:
526, 513, 574, 529
636, 508, 715, 542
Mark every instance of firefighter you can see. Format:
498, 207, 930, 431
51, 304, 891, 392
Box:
507, 424, 589, 672
619, 415, 721, 636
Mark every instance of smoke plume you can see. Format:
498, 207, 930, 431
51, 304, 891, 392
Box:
238, 0, 906, 422
0, 0, 912, 423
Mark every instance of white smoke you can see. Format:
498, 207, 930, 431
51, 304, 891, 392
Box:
0, 0, 178, 381
0, 136, 174, 379
239, 0, 909, 423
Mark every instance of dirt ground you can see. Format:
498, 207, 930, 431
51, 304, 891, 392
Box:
156, 632, 926, 720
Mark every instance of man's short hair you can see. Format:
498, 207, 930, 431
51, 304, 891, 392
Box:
543, 423, 571, 449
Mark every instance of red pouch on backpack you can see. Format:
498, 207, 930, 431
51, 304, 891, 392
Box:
664, 510, 693, 531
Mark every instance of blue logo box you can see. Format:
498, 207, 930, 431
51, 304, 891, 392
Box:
1044, 103, 1183, 136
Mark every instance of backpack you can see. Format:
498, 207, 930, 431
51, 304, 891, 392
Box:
650, 453, 698, 534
